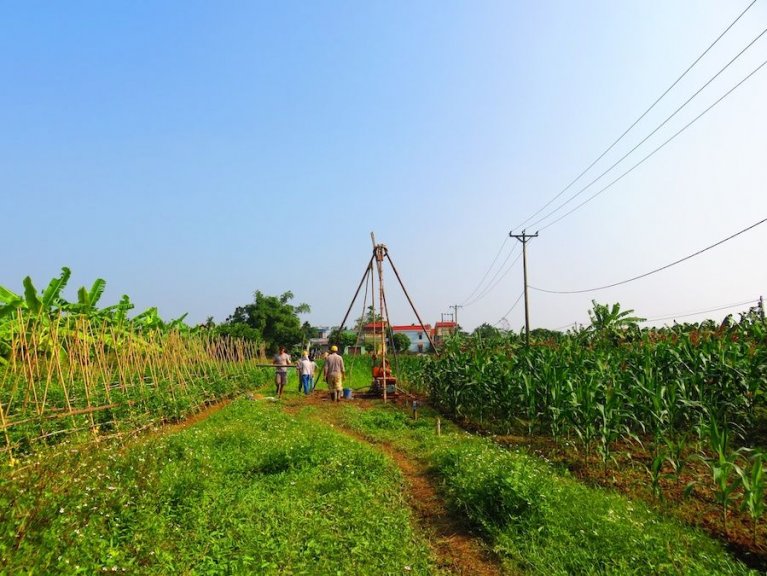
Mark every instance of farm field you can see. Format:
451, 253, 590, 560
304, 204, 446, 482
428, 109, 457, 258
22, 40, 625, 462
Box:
413, 306, 767, 571
0, 397, 437, 575
4, 2, 767, 574
2, 284, 765, 575
2, 378, 759, 575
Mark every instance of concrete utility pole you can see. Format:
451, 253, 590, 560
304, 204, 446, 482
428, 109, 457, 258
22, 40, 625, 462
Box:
449, 304, 463, 327
509, 229, 538, 346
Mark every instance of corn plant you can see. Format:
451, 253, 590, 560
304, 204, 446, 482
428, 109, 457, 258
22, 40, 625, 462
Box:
664, 431, 690, 485
738, 452, 766, 546
647, 447, 668, 501
705, 419, 745, 533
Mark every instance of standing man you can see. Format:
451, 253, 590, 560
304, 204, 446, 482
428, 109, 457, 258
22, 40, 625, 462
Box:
274, 346, 291, 398
323, 345, 345, 402
296, 351, 315, 395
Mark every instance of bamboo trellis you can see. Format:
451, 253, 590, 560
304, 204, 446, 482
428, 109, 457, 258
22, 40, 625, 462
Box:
0, 312, 266, 464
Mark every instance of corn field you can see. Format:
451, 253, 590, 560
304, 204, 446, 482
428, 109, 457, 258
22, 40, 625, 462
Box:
417, 304, 767, 531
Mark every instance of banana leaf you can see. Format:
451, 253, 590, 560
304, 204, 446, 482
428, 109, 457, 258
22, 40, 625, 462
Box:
22, 276, 41, 314
41, 266, 71, 309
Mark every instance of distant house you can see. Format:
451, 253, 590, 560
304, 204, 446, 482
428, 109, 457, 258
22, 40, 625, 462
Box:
308, 337, 329, 355
391, 323, 432, 353
308, 326, 334, 355
432, 321, 457, 347
362, 322, 388, 331
315, 326, 333, 339
361, 322, 433, 353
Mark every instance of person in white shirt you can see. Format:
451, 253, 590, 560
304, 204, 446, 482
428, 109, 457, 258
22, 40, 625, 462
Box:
296, 351, 316, 395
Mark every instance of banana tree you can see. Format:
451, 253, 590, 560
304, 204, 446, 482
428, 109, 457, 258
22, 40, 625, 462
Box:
0, 266, 72, 318
67, 278, 106, 315
0, 267, 75, 362
587, 301, 645, 345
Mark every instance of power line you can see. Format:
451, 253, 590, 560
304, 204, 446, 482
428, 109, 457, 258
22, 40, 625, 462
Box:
529, 27, 767, 232
536, 56, 767, 232
463, 244, 522, 306
531, 216, 767, 294
460, 236, 511, 305
642, 298, 758, 323
495, 290, 525, 327
554, 321, 582, 331
513, 0, 758, 232
464, 246, 522, 306
551, 298, 757, 330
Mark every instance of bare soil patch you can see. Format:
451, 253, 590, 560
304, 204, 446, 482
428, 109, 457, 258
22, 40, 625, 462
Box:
159, 397, 235, 435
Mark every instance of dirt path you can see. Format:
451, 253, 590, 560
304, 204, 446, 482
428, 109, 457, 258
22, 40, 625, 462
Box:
283, 396, 506, 576
363, 432, 504, 576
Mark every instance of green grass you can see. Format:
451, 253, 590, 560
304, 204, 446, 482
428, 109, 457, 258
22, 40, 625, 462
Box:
341, 402, 756, 576
0, 399, 436, 575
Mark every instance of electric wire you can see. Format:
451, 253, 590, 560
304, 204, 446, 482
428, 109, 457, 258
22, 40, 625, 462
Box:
528, 28, 767, 232
641, 298, 758, 323
513, 0, 758, 232
536, 56, 767, 232
460, 236, 511, 305
495, 290, 525, 327
551, 298, 757, 331
463, 243, 520, 306
554, 321, 582, 331
463, 244, 522, 307
531, 216, 767, 294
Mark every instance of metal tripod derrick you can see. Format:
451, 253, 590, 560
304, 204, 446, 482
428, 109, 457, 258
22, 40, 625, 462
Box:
336, 233, 437, 401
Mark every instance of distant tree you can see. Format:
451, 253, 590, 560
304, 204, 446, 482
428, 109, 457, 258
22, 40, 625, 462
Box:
215, 323, 262, 342
391, 332, 412, 353
354, 305, 383, 332
328, 327, 357, 351
472, 323, 501, 340
530, 328, 563, 342
301, 321, 320, 341
225, 290, 310, 353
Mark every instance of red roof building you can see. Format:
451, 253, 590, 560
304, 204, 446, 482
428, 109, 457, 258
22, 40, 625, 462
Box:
432, 321, 457, 345
391, 323, 432, 353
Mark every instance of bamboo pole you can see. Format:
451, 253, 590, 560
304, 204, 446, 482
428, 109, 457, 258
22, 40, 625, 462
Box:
4, 328, 21, 418
18, 310, 40, 414
40, 313, 65, 412
128, 333, 150, 411
93, 320, 113, 405
75, 317, 98, 436
51, 332, 78, 433
0, 401, 138, 431
0, 370, 15, 464
110, 326, 128, 394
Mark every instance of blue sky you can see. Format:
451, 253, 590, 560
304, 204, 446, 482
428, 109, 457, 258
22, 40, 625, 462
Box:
3, 1, 766, 332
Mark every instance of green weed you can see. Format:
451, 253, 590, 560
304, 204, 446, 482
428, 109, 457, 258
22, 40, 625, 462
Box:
0, 399, 436, 575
